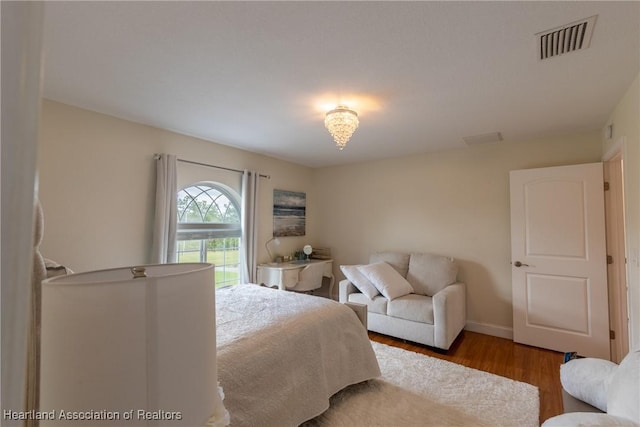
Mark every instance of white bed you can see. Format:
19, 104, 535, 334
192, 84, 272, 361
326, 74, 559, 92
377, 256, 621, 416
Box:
216, 284, 381, 426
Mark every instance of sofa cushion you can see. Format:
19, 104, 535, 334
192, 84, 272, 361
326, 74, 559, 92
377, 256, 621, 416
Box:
560, 357, 617, 412
542, 412, 638, 426
387, 294, 434, 324
406, 253, 458, 296
607, 349, 640, 423
358, 262, 414, 300
369, 252, 410, 278
340, 265, 380, 299
347, 293, 388, 315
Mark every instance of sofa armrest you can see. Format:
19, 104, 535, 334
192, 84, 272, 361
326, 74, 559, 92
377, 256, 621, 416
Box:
542, 413, 637, 427
560, 357, 617, 412
433, 282, 466, 350
339, 279, 359, 303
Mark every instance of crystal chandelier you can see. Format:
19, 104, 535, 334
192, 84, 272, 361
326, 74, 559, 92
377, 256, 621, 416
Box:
324, 105, 359, 150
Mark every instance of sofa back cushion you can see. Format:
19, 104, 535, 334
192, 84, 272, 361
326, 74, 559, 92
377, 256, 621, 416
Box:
369, 252, 410, 278
607, 349, 639, 423
406, 253, 458, 296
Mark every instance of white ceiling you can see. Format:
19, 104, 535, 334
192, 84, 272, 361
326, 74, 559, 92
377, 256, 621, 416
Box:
42, 1, 640, 168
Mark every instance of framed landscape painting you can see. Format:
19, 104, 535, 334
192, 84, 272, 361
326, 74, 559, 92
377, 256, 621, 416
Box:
273, 189, 306, 237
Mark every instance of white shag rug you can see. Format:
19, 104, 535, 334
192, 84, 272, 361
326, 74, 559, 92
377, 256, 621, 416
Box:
303, 341, 539, 427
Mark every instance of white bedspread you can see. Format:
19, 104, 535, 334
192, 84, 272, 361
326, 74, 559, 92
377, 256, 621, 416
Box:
216, 285, 380, 427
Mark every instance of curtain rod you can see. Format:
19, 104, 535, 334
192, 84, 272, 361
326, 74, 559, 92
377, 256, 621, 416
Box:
155, 154, 270, 179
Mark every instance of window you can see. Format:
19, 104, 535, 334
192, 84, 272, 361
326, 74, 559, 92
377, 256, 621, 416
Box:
176, 183, 241, 288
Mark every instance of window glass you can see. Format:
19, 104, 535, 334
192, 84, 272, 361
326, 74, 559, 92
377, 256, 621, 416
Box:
176, 183, 241, 287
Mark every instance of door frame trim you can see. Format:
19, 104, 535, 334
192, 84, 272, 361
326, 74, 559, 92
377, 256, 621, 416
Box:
602, 136, 626, 163
602, 136, 631, 361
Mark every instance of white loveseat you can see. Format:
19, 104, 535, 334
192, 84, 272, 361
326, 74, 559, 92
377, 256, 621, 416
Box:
339, 251, 466, 351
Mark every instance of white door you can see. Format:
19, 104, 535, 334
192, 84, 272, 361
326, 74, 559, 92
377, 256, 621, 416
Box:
510, 163, 610, 359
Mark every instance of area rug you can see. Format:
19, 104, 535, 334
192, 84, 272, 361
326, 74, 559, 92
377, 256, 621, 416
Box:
303, 341, 539, 427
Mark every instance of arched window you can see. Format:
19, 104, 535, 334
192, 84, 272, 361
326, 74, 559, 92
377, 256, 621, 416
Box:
176, 183, 241, 287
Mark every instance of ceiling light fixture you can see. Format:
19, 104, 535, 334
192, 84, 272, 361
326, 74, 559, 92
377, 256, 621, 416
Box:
324, 105, 359, 150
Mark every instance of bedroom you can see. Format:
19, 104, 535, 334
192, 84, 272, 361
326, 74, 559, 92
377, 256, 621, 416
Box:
3, 1, 639, 426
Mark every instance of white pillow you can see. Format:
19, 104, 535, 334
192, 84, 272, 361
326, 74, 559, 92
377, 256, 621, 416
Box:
340, 265, 380, 299
357, 262, 414, 300
560, 358, 617, 412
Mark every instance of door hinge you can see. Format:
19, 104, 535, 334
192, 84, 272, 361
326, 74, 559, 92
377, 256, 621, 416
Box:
610, 330, 616, 340
607, 255, 613, 264
604, 182, 610, 191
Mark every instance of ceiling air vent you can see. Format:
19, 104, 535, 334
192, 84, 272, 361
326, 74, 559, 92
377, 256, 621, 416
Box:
536, 15, 597, 60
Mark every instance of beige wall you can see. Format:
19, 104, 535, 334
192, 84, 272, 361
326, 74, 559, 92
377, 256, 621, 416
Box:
602, 72, 640, 349
39, 99, 621, 339
38, 100, 317, 272
313, 133, 603, 336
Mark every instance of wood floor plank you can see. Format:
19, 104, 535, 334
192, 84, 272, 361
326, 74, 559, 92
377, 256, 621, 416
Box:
369, 330, 564, 424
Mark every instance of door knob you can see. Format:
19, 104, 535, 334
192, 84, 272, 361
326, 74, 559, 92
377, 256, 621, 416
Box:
513, 261, 529, 267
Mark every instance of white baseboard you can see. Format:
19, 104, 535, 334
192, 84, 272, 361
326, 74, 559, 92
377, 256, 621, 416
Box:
464, 321, 513, 340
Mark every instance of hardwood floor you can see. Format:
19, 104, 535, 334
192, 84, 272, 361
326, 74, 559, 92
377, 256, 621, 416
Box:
369, 330, 565, 424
